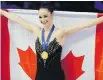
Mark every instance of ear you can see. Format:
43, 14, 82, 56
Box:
51, 12, 54, 19
52, 12, 54, 16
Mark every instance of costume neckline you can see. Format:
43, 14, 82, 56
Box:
37, 37, 62, 48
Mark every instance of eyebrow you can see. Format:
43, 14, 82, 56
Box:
39, 14, 48, 16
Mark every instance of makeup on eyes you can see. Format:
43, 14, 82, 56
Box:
39, 16, 42, 18
44, 15, 47, 18
39, 15, 48, 18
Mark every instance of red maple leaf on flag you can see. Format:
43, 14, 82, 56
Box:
61, 51, 85, 80
17, 46, 37, 80
17, 47, 85, 80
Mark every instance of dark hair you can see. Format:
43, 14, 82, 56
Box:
39, 1, 54, 13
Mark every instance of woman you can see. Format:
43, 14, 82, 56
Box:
1, 2, 103, 80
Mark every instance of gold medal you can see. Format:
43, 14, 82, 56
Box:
41, 51, 48, 60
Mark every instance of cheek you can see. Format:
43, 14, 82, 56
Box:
39, 19, 42, 23
47, 17, 52, 22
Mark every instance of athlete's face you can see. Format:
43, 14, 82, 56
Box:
38, 8, 53, 27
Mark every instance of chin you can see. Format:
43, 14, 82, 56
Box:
42, 24, 48, 27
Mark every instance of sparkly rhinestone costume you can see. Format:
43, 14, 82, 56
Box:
35, 37, 65, 80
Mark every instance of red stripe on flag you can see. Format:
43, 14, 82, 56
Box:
1, 10, 10, 80
95, 13, 103, 80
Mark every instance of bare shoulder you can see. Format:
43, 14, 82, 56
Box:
53, 27, 67, 46
54, 27, 63, 32
32, 24, 42, 37
54, 27, 66, 38
54, 27, 66, 34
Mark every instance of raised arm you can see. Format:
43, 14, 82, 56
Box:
63, 16, 103, 37
1, 9, 41, 36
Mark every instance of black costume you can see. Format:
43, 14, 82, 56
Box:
35, 37, 65, 80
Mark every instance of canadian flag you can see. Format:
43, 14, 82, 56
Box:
1, 9, 103, 80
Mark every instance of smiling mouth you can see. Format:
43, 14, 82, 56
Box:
42, 21, 48, 24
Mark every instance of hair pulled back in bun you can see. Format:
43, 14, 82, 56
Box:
39, 1, 54, 13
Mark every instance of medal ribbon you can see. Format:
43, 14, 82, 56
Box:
42, 25, 55, 51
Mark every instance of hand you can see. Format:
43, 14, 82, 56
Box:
101, 16, 103, 22
98, 16, 103, 23
0, 9, 2, 14
0, 9, 3, 15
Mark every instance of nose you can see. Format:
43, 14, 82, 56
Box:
41, 18, 46, 23
41, 19, 44, 22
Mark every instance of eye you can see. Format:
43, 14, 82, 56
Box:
39, 16, 42, 19
44, 15, 47, 18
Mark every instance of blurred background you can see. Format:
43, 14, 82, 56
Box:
1, 1, 103, 13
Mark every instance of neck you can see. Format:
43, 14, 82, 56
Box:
44, 24, 53, 31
